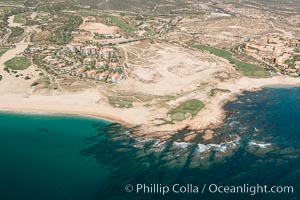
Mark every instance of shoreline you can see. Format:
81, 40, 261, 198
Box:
0, 109, 117, 123
200, 80, 300, 130
1, 81, 299, 141
0, 107, 129, 126
135, 77, 300, 140
142, 76, 300, 135
263, 84, 300, 88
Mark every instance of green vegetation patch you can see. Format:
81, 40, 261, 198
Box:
4, 56, 31, 70
52, 15, 83, 45
285, 55, 300, 68
9, 26, 24, 40
108, 16, 135, 32
171, 112, 186, 121
155, 118, 175, 126
0, 7, 15, 11
294, 48, 300, 53
0, 0, 23, 3
193, 45, 270, 78
14, 13, 26, 24
168, 99, 204, 121
36, 77, 51, 88
209, 88, 231, 97
31, 82, 39, 87
170, 9, 204, 15
0, 48, 9, 57
109, 98, 133, 108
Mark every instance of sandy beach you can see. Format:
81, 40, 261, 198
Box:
0, 16, 299, 140
0, 70, 299, 139
132, 75, 300, 137
0, 90, 149, 126
0, 42, 299, 140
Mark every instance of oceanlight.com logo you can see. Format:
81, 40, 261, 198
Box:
208, 184, 294, 196
125, 183, 294, 196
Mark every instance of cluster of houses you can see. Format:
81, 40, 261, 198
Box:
94, 33, 121, 39
27, 42, 125, 83
67, 42, 116, 57
72, 68, 123, 82
243, 33, 300, 75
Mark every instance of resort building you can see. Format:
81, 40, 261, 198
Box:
67, 43, 82, 52
86, 70, 97, 78
99, 48, 115, 59
96, 61, 107, 68
82, 46, 98, 55
107, 73, 123, 83
243, 33, 300, 75
83, 57, 94, 65
77, 67, 86, 73
95, 71, 110, 81
108, 62, 121, 70
31, 42, 125, 84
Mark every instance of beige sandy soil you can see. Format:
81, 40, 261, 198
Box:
0, 90, 149, 125
142, 76, 300, 136
0, 44, 148, 125
118, 41, 236, 95
7, 15, 22, 28
75, 17, 121, 41
80, 17, 120, 34
0, 41, 148, 126
0, 39, 299, 141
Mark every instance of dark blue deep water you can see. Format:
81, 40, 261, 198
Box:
0, 87, 299, 200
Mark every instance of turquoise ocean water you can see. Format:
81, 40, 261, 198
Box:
0, 87, 299, 200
